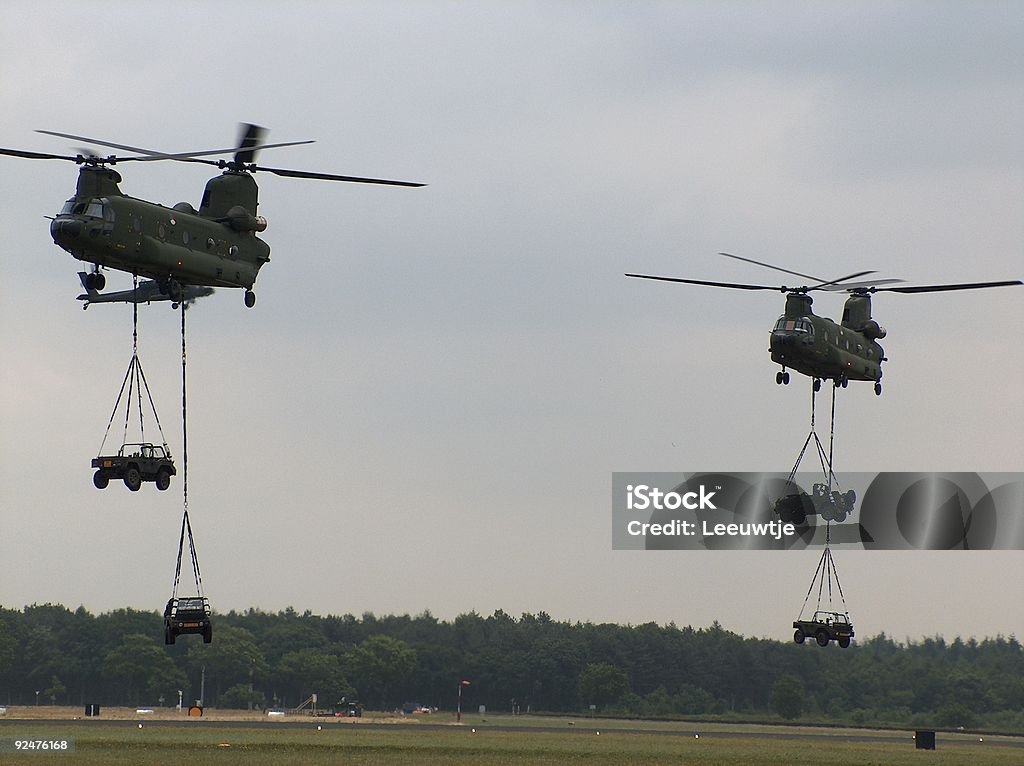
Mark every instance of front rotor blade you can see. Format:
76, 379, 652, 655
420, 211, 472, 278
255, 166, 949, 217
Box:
37, 130, 164, 157
0, 147, 79, 162
625, 273, 782, 291
255, 165, 425, 186
874, 280, 1023, 294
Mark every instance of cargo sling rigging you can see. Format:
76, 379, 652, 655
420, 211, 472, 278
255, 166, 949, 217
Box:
790, 380, 852, 621
785, 381, 838, 495
96, 278, 171, 456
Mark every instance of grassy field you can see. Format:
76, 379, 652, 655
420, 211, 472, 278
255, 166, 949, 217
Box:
1, 712, 1021, 765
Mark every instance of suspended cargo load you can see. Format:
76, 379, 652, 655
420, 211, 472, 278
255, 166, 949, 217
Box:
793, 610, 855, 648
773, 380, 855, 526
164, 596, 211, 645
793, 546, 854, 648
92, 442, 175, 491
92, 283, 174, 491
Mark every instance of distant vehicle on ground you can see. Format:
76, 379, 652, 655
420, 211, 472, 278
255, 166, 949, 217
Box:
92, 443, 175, 491
793, 610, 854, 648
164, 597, 212, 644
400, 702, 434, 714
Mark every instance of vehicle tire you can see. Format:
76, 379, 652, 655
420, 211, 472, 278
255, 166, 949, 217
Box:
124, 467, 142, 492
166, 629, 176, 645
155, 468, 171, 491
203, 625, 213, 644
838, 636, 851, 648
93, 471, 109, 490
816, 630, 830, 647
778, 504, 793, 523
794, 630, 805, 644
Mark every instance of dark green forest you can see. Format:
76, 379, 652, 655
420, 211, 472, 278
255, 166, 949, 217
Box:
1, 604, 1021, 732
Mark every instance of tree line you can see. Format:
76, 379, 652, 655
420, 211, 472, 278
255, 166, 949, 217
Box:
0, 604, 1021, 732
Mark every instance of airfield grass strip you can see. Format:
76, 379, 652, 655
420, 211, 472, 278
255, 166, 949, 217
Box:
2, 722, 1019, 766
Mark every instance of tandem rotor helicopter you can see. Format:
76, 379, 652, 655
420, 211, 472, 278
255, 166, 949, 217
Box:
0, 124, 423, 308
627, 252, 1021, 395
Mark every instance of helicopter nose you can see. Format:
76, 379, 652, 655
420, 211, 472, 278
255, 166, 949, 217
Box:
51, 218, 83, 239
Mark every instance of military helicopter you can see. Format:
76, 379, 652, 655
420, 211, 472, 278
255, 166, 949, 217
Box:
0, 125, 423, 308
627, 252, 1021, 395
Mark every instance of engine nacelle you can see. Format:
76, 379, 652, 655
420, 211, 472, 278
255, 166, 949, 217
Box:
862, 320, 886, 339
225, 205, 268, 232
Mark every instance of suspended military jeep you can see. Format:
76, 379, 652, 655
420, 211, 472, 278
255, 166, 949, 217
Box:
164, 596, 212, 645
793, 610, 854, 648
93, 442, 176, 491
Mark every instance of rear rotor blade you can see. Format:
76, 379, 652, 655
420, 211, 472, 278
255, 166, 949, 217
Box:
133, 140, 314, 161
254, 165, 425, 186
873, 280, 1022, 294
808, 270, 876, 290
37, 129, 313, 162
718, 252, 826, 283
817, 278, 905, 291
235, 123, 266, 165
625, 273, 783, 291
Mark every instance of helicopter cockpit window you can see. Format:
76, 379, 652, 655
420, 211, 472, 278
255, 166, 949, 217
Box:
773, 317, 813, 335
59, 198, 77, 215
74, 197, 115, 221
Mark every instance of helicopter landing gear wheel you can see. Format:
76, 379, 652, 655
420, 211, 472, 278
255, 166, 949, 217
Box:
874, 382, 882, 396
85, 271, 106, 291
244, 290, 256, 308
164, 279, 184, 303
776, 371, 790, 385
813, 378, 821, 392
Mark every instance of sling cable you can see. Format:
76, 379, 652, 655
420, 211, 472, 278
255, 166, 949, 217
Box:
163, 301, 212, 645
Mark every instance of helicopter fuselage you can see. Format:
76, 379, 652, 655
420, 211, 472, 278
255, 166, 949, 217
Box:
49, 165, 269, 297
769, 314, 884, 384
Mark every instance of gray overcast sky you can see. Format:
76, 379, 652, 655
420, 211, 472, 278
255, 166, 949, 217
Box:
1, 1, 1021, 642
